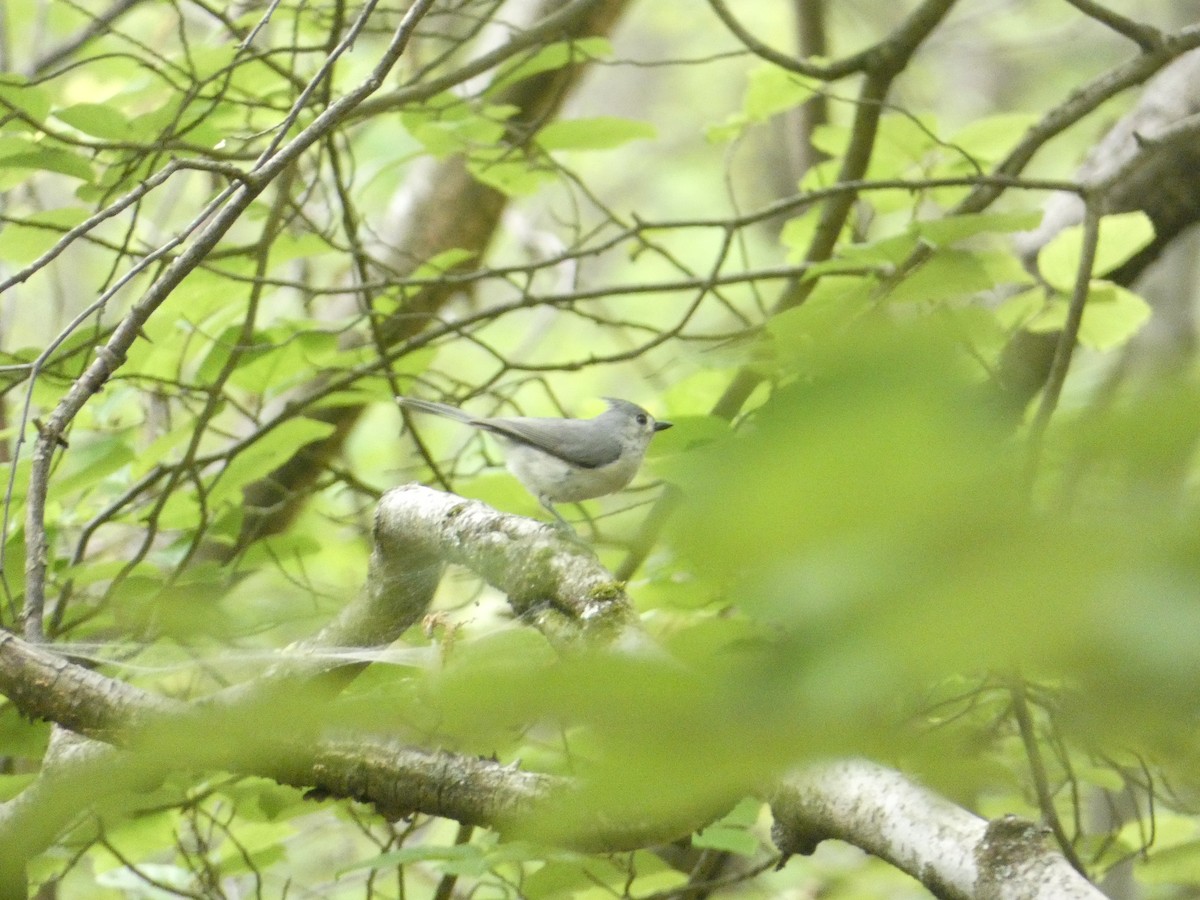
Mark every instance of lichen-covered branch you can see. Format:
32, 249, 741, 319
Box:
771, 760, 1106, 900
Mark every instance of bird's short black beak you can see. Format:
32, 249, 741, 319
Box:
654, 420, 673, 432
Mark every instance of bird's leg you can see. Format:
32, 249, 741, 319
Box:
539, 498, 579, 535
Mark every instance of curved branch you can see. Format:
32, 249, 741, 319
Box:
374, 485, 637, 637
0, 491, 1107, 898
0, 484, 641, 876
771, 760, 1106, 899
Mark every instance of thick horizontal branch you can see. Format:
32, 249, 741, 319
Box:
0, 484, 643, 874
0, 490, 1108, 898
771, 760, 1106, 899
377, 484, 641, 644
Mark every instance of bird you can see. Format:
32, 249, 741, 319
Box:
397, 396, 672, 527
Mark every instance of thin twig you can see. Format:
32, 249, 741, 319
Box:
1059, 0, 1163, 52
1025, 197, 1101, 481
1007, 676, 1090, 876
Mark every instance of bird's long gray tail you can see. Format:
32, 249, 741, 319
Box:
396, 397, 479, 425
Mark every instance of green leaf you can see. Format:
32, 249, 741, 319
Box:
342, 843, 487, 876
1137, 841, 1200, 885
0, 75, 51, 123
467, 150, 555, 197
0, 206, 90, 263
488, 37, 612, 94
1072, 763, 1125, 793
0, 705, 49, 761
947, 113, 1039, 164
809, 121, 849, 158
408, 112, 509, 157
425, 628, 559, 746
779, 207, 820, 260
54, 103, 141, 141
666, 317, 1146, 721
866, 113, 940, 180
993, 287, 1044, 330
691, 796, 763, 855
763, 276, 874, 371
1025, 281, 1151, 350
705, 115, 749, 143
0, 139, 93, 181
743, 64, 816, 120
400, 94, 514, 158
801, 233, 919, 276
887, 248, 1029, 304
155, 488, 201, 531
537, 116, 656, 151
266, 231, 339, 266
1038, 211, 1155, 290
229, 329, 338, 394
911, 210, 1043, 246
692, 824, 760, 855
414, 246, 475, 275
53, 436, 135, 497
193, 325, 269, 385
207, 419, 337, 508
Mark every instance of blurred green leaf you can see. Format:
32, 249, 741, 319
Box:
866, 113, 940, 180
1139, 846, 1200, 885
522, 855, 630, 899
400, 93, 516, 158
708, 63, 815, 141
344, 843, 487, 875
692, 823, 760, 855
1038, 211, 1154, 290
1025, 281, 1151, 349
54, 103, 143, 141
946, 113, 1039, 164
0, 143, 93, 181
886, 248, 1029, 303
467, 148, 556, 196
692, 796, 763, 854
0, 76, 51, 122
911, 210, 1042, 245
208, 419, 337, 509
52, 435, 135, 497
537, 116, 656, 151
488, 37, 612, 94
665, 315, 1200, 752
0, 205, 89, 263
745, 64, 816, 120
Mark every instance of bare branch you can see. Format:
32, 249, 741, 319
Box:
1059, 0, 1164, 52
20, 0, 441, 639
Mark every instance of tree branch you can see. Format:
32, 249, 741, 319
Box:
0, 489, 1109, 898
771, 760, 1106, 899
19, 0, 442, 640
999, 47, 1200, 413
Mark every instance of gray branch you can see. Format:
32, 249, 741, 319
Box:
771, 760, 1106, 899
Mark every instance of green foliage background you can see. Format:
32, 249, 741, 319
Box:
1, 0, 1200, 897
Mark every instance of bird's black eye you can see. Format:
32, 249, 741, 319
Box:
636, 414, 648, 425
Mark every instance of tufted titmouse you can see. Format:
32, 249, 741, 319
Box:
397, 397, 672, 525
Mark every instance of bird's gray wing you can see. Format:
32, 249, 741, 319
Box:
480, 418, 622, 469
